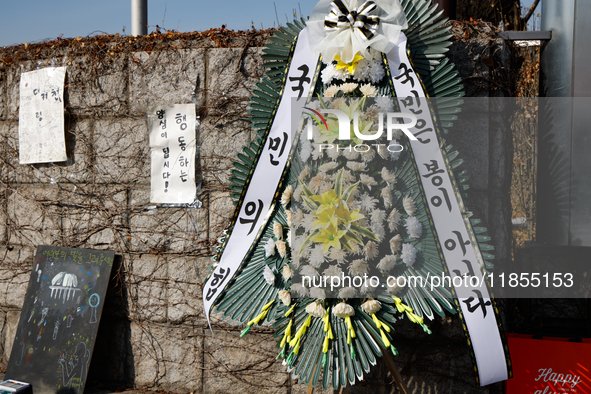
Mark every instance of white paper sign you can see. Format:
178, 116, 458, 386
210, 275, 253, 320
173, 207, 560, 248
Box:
18, 67, 67, 164
149, 104, 197, 204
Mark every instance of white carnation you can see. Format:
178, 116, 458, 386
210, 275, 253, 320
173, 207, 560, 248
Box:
405, 216, 423, 239
390, 234, 402, 254
309, 287, 327, 300
377, 255, 397, 272
281, 185, 293, 207
273, 221, 284, 240
278, 290, 291, 306
306, 302, 326, 318
338, 287, 357, 299
403, 196, 416, 216
401, 243, 417, 267
388, 208, 402, 232
282, 265, 292, 281
264, 238, 276, 258
332, 302, 355, 318
276, 240, 287, 258
263, 265, 276, 286
381, 167, 397, 184
361, 299, 382, 314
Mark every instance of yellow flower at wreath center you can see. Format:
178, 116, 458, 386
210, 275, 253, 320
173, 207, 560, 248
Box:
334, 53, 364, 74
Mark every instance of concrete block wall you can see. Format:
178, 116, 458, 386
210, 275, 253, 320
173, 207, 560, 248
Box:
0, 25, 515, 393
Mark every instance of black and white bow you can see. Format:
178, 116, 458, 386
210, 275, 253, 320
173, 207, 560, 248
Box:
324, 0, 380, 41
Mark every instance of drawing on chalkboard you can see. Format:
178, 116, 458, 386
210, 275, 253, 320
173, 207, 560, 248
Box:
38, 307, 48, 326
15, 337, 25, 366
58, 342, 91, 391
25, 346, 33, 365
66, 307, 73, 328
35, 327, 43, 349
49, 272, 80, 302
6, 246, 115, 393
88, 293, 100, 324
53, 319, 60, 340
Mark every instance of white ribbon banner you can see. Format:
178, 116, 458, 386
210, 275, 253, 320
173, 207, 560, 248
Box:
203, 28, 319, 325
387, 33, 509, 386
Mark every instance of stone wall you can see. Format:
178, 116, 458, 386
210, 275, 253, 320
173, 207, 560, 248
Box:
0, 23, 515, 393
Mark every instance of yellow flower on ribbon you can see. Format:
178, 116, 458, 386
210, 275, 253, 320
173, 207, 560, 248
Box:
334, 53, 364, 73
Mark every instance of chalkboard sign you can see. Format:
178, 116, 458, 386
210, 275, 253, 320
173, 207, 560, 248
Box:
5, 246, 115, 394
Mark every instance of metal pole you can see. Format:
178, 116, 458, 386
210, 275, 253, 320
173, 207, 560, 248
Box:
131, 0, 148, 36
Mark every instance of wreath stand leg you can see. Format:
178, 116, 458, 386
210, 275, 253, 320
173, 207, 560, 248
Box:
381, 349, 410, 394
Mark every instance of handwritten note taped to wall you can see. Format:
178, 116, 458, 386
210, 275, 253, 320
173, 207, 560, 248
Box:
18, 67, 67, 164
149, 104, 197, 204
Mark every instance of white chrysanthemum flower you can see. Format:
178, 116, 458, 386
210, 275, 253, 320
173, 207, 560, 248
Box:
403, 196, 416, 216
330, 97, 346, 109
264, 237, 276, 258
321, 63, 337, 84
292, 283, 308, 297
283, 265, 292, 281
371, 223, 385, 242
293, 209, 304, 228
341, 82, 358, 93
281, 185, 293, 207
382, 187, 392, 209
405, 216, 423, 239
388, 208, 402, 231
360, 174, 378, 190
376, 143, 390, 160
306, 301, 326, 318
309, 173, 328, 193
343, 148, 360, 161
318, 181, 333, 194
273, 221, 284, 240
299, 166, 310, 180
278, 290, 291, 306
363, 241, 379, 261
332, 302, 355, 318
371, 209, 386, 225
387, 278, 403, 295
276, 240, 287, 258
311, 144, 324, 160
309, 287, 327, 300
369, 62, 385, 83
361, 299, 382, 314
329, 248, 347, 265
359, 282, 374, 295
346, 161, 366, 172
353, 59, 371, 81
324, 85, 340, 97
389, 140, 402, 161
359, 147, 376, 162
339, 287, 357, 299
382, 167, 397, 184
302, 213, 315, 231
310, 244, 326, 268
359, 84, 378, 97
326, 146, 340, 160
348, 259, 369, 277
359, 193, 379, 212
319, 162, 339, 173
300, 139, 312, 161
401, 243, 417, 267
300, 264, 319, 279
377, 255, 397, 272
390, 234, 403, 254
323, 265, 343, 279
263, 265, 276, 286
286, 211, 292, 227
375, 96, 394, 113
293, 185, 303, 202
